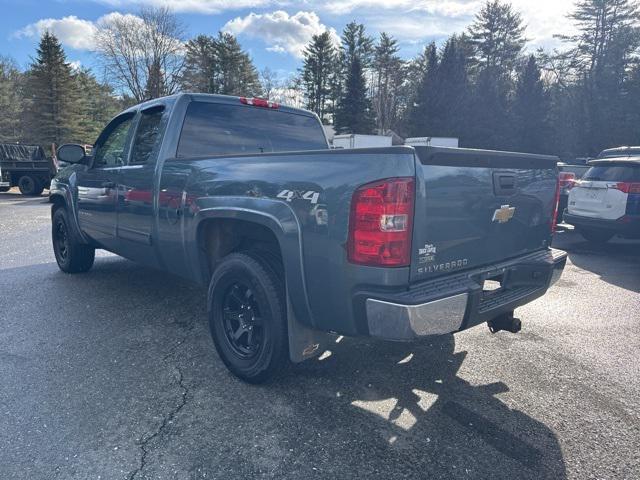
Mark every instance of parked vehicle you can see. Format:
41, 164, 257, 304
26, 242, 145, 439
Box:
564, 158, 640, 243
50, 93, 567, 383
332, 134, 392, 149
557, 162, 591, 213
0, 144, 57, 196
405, 137, 459, 148
597, 146, 640, 159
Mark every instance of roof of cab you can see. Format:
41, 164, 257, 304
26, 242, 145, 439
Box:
121, 92, 317, 118
589, 157, 640, 166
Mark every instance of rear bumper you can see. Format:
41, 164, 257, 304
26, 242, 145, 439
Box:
360, 248, 567, 341
564, 212, 640, 237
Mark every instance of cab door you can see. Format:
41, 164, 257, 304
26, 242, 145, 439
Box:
76, 113, 135, 251
116, 105, 167, 267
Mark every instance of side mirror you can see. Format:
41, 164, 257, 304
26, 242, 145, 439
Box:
57, 144, 87, 164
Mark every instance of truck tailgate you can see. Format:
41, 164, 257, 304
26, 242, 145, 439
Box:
410, 147, 558, 282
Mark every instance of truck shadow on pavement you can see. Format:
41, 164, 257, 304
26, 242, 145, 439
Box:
2, 258, 567, 480
274, 336, 567, 479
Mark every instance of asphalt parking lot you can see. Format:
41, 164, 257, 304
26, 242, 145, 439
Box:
1, 190, 639, 480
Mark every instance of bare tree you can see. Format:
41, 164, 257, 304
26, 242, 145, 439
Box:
94, 7, 185, 102
259, 67, 279, 100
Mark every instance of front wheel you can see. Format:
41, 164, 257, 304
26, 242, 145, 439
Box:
52, 207, 95, 273
208, 252, 288, 383
579, 228, 614, 245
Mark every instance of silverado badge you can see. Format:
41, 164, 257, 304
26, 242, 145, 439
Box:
492, 205, 516, 223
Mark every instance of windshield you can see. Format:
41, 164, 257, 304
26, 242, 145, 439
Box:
582, 165, 640, 182
177, 102, 328, 158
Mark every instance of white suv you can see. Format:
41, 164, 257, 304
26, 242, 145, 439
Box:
564, 158, 640, 244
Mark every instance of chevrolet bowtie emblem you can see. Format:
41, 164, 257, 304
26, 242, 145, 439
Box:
492, 205, 516, 223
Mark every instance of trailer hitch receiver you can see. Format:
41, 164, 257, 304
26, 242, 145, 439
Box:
488, 312, 522, 334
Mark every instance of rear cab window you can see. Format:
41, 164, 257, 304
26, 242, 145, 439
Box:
176, 101, 328, 158
583, 164, 640, 182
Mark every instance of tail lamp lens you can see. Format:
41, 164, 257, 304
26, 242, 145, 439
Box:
558, 171, 576, 189
347, 177, 414, 267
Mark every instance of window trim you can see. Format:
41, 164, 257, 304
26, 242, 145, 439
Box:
91, 112, 137, 169
127, 105, 167, 166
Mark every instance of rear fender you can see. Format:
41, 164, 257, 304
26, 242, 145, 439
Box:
190, 197, 316, 331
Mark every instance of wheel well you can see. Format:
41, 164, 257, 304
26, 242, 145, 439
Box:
199, 218, 283, 280
50, 194, 66, 215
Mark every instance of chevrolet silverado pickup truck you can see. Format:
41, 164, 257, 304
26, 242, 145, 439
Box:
50, 93, 567, 383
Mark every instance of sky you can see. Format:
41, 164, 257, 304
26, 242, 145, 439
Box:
0, 0, 579, 79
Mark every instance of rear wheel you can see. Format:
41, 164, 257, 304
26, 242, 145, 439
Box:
18, 175, 44, 196
52, 207, 95, 273
579, 228, 614, 245
208, 251, 288, 383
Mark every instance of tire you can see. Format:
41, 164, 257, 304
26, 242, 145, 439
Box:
208, 251, 288, 383
579, 228, 614, 245
18, 175, 44, 196
52, 207, 95, 273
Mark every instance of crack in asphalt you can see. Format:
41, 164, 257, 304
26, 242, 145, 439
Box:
127, 364, 190, 480
126, 317, 197, 480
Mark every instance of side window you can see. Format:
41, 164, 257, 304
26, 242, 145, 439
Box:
93, 115, 134, 167
129, 106, 165, 165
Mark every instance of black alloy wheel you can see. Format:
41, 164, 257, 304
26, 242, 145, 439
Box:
53, 215, 70, 263
221, 282, 264, 358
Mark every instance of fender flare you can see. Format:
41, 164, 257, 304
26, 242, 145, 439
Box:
49, 181, 91, 245
190, 199, 316, 329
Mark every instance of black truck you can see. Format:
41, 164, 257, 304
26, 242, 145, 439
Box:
0, 144, 57, 195
50, 93, 567, 383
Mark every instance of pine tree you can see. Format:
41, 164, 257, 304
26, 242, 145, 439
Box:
558, 0, 640, 154
0, 56, 24, 142
511, 55, 549, 153
466, 1, 526, 149
24, 32, 81, 147
301, 32, 337, 123
180, 35, 218, 93
372, 33, 404, 133
215, 33, 262, 97
334, 57, 374, 134
407, 43, 439, 136
468, 0, 525, 73
333, 23, 373, 121
74, 68, 121, 144
437, 36, 470, 138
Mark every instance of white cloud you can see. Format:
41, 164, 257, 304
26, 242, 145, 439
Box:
14, 16, 98, 50
223, 11, 340, 58
96, 0, 271, 14
317, 0, 576, 50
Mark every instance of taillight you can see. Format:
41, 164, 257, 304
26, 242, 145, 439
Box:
613, 182, 640, 194
347, 177, 414, 267
558, 171, 576, 190
551, 176, 561, 233
239, 97, 279, 109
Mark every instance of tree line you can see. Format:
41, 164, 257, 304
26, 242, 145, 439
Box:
0, 0, 638, 159
301, 0, 640, 158
0, 7, 263, 151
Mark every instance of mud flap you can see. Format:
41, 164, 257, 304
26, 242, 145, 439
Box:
286, 290, 336, 363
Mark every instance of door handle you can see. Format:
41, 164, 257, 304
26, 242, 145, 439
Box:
101, 181, 116, 188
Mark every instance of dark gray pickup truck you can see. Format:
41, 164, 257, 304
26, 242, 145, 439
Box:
50, 93, 566, 382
